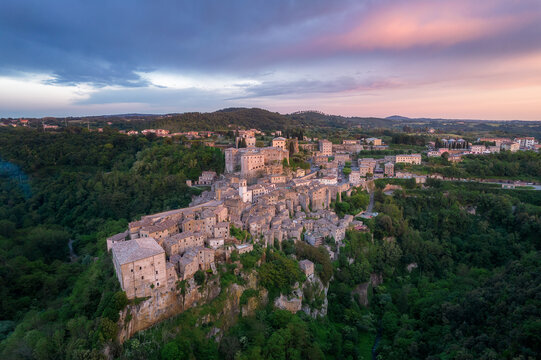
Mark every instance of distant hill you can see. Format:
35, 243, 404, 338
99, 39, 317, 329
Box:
386, 115, 411, 120
4, 108, 540, 138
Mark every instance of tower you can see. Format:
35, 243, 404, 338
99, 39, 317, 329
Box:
239, 179, 252, 203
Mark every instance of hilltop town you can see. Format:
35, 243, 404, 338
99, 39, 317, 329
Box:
1, 118, 540, 359
106, 126, 539, 337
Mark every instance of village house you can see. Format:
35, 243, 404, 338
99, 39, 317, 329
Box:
112, 238, 167, 299
139, 219, 179, 241
358, 158, 377, 170
318, 139, 333, 156
365, 137, 382, 146
359, 166, 373, 177
299, 259, 315, 278
106, 230, 129, 251
236, 243, 254, 254
198, 171, 217, 185
384, 162, 394, 177
395, 154, 422, 165
272, 137, 287, 150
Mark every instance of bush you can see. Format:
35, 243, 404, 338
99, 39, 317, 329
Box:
239, 288, 259, 306
194, 270, 205, 286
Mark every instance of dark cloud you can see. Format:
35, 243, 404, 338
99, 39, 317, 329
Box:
0, 0, 360, 86
74, 86, 236, 112
230, 76, 400, 99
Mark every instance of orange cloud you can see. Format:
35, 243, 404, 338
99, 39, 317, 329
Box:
317, 0, 535, 51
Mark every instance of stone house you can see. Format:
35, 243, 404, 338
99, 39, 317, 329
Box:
139, 219, 179, 241
272, 137, 287, 150
112, 238, 167, 299
213, 222, 230, 238
318, 139, 332, 156
299, 259, 315, 277
198, 171, 217, 185
106, 230, 129, 251
182, 219, 204, 233
236, 243, 254, 254
206, 238, 225, 249
163, 231, 205, 257
395, 154, 422, 165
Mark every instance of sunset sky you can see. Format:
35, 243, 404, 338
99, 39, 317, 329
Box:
1, 0, 540, 119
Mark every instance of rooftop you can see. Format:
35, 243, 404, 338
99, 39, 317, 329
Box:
112, 237, 164, 265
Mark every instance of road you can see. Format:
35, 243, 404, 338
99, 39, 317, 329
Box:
366, 191, 375, 213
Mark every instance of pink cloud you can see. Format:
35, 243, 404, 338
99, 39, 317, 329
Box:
314, 0, 537, 52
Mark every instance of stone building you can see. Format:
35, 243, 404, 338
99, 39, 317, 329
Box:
365, 137, 382, 146
270, 174, 287, 184
310, 186, 331, 211
198, 171, 217, 185
358, 158, 377, 170
359, 166, 373, 177
139, 219, 178, 241
384, 162, 394, 176
163, 231, 205, 257
299, 143, 317, 154
395, 154, 422, 164
226, 147, 289, 176
349, 170, 361, 185
178, 247, 215, 280
236, 136, 256, 148
112, 238, 167, 299
236, 243, 254, 254
319, 139, 332, 156
241, 153, 265, 177
299, 259, 315, 277
107, 230, 128, 251
213, 222, 230, 238
334, 154, 350, 165
272, 137, 287, 150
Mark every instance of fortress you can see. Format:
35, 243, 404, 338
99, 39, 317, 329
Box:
225, 145, 289, 177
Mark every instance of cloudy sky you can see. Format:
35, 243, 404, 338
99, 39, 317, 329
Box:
1, 0, 540, 119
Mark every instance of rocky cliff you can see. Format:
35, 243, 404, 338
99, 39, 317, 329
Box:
117, 271, 266, 344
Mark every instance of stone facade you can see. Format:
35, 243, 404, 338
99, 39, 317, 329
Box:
112, 238, 167, 299
272, 137, 286, 150
318, 139, 332, 156
384, 162, 394, 176
226, 147, 289, 176
395, 154, 422, 164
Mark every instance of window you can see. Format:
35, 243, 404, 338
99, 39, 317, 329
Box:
131, 269, 133, 272
139, 266, 142, 270
157, 282, 160, 286
156, 271, 158, 274
141, 276, 144, 279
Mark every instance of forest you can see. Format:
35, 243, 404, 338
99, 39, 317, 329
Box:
421, 151, 541, 181
0, 127, 224, 359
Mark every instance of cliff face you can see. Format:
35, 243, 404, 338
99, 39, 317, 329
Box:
301, 275, 329, 318
273, 275, 330, 318
117, 271, 266, 344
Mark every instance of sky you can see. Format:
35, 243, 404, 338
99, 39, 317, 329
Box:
0, 0, 540, 120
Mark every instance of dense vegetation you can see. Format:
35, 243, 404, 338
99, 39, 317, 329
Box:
333, 187, 370, 218
419, 151, 541, 181
0, 127, 224, 359
369, 180, 541, 358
